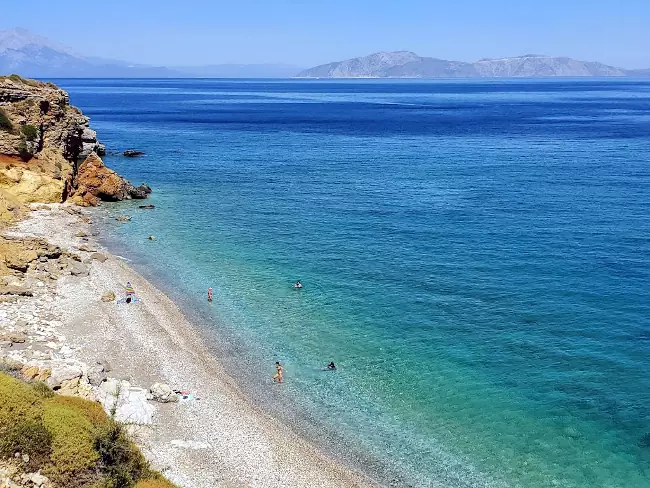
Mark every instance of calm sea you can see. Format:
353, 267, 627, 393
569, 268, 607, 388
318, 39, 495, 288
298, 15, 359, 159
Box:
57, 78, 650, 487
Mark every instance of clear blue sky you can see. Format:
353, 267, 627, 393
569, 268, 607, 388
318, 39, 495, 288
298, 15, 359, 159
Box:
3, 0, 649, 68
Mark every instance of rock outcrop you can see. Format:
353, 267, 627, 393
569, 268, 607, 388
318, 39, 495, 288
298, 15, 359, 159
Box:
69, 153, 151, 206
0, 75, 148, 209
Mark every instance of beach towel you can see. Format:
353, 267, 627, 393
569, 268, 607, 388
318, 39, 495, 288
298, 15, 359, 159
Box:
125, 282, 135, 295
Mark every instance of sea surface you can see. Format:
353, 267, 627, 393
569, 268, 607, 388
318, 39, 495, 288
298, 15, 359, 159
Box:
56, 78, 650, 488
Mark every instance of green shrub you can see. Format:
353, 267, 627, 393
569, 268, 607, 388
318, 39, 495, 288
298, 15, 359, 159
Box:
94, 420, 150, 488
0, 375, 50, 471
0, 109, 11, 132
0, 373, 176, 488
41, 401, 100, 487
21, 124, 38, 141
0, 373, 42, 428
31, 381, 55, 398
0, 419, 52, 471
49, 395, 110, 426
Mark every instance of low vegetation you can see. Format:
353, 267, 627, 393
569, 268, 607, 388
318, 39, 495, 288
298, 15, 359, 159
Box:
0, 108, 11, 132
0, 74, 43, 87
21, 124, 39, 141
0, 373, 177, 488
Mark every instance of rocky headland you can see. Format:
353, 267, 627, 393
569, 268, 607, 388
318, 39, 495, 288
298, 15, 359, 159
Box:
0, 74, 149, 210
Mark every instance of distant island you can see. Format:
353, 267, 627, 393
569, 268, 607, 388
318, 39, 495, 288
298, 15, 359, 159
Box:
297, 51, 650, 79
2, 27, 649, 79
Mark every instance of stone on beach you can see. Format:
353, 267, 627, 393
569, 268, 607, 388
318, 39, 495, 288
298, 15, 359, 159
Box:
47, 365, 82, 388
101, 290, 116, 302
68, 261, 89, 277
150, 382, 178, 403
117, 387, 156, 424
91, 253, 108, 262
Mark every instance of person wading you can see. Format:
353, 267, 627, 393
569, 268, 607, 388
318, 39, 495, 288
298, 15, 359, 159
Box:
273, 361, 284, 383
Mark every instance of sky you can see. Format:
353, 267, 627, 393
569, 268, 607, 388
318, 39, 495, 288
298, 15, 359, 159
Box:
3, 0, 650, 68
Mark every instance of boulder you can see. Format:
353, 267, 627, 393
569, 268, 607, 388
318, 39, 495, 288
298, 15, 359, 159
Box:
0, 332, 27, 343
48, 365, 82, 388
70, 152, 151, 206
115, 387, 155, 424
21, 365, 40, 380
68, 261, 89, 277
91, 253, 108, 263
138, 204, 155, 209
87, 365, 107, 386
0, 286, 32, 296
5, 250, 38, 272
150, 382, 178, 403
101, 291, 116, 302
75, 231, 87, 238
23, 471, 49, 487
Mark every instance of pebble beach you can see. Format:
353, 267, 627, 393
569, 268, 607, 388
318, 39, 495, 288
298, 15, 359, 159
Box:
0, 204, 375, 488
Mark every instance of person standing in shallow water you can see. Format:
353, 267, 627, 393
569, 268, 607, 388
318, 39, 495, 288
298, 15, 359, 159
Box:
273, 361, 283, 383
207, 287, 213, 302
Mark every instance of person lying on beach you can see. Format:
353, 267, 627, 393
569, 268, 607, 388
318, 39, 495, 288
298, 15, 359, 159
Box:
293, 281, 302, 289
273, 361, 284, 383
326, 361, 336, 370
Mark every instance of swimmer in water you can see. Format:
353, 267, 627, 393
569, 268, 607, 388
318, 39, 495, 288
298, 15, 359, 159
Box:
273, 361, 284, 383
327, 361, 336, 370
293, 280, 302, 289
207, 287, 213, 302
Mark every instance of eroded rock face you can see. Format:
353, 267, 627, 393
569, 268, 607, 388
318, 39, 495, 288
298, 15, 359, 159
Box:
69, 152, 150, 206
0, 76, 149, 208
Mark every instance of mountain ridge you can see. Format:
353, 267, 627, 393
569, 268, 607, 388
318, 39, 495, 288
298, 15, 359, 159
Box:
0, 28, 302, 78
297, 52, 649, 78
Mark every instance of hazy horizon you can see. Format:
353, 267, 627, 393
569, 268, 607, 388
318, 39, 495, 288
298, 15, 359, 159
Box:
2, 1, 650, 69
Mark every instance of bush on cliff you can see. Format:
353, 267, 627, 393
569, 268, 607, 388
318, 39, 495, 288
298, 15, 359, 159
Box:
0, 108, 11, 132
21, 124, 39, 141
0, 373, 177, 487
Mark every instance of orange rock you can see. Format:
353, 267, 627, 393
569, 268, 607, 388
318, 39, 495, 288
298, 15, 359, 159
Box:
21, 365, 40, 380
35, 368, 51, 381
70, 152, 144, 206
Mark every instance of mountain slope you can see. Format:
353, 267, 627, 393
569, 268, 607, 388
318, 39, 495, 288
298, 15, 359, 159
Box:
0, 28, 180, 78
0, 28, 301, 78
297, 52, 637, 78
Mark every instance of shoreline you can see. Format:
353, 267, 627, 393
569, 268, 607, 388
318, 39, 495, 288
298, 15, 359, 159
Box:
3, 204, 377, 488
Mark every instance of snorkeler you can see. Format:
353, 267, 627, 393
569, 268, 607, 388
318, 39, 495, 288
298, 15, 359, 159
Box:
327, 361, 336, 370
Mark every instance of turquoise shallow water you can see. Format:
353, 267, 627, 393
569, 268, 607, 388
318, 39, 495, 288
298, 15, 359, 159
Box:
58, 79, 650, 487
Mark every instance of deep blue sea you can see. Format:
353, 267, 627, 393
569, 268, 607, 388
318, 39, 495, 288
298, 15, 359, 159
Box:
57, 78, 650, 487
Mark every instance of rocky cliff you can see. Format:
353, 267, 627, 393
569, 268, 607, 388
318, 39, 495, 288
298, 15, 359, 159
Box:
0, 74, 148, 215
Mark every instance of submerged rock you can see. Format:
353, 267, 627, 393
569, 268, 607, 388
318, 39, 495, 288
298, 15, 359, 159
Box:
115, 215, 131, 222
123, 150, 145, 157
